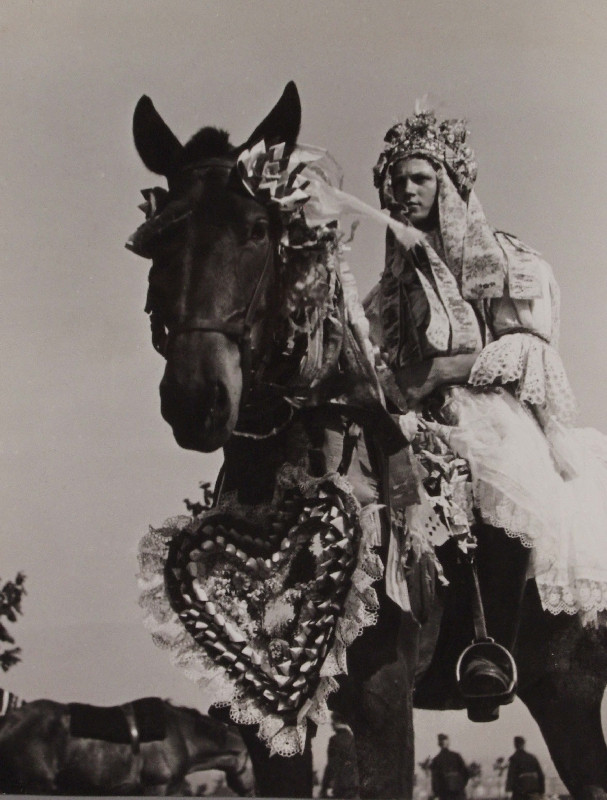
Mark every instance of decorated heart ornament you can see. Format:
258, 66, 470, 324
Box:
165, 482, 359, 719
138, 465, 384, 755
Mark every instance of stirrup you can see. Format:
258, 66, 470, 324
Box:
456, 639, 517, 721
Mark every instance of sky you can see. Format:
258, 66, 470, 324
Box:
2, 0, 607, 784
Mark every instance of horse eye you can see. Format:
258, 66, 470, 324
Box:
250, 220, 269, 242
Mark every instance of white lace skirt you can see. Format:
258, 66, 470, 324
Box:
433, 386, 607, 620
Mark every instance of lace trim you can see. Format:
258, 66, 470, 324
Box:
137, 468, 383, 757
484, 518, 535, 550
469, 333, 578, 424
470, 483, 541, 551
537, 578, 607, 620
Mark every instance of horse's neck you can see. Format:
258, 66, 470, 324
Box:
179, 714, 243, 777
219, 406, 383, 511
181, 719, 201, 764
259, 266, 372, 408
219, 268, 399, 506
220, 414, 314, 505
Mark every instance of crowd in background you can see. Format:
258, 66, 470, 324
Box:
316, 717, 565, 800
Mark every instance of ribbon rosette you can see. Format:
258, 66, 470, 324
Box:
236, 141, 322, 217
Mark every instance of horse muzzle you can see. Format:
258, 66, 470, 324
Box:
159, 333, 242, 452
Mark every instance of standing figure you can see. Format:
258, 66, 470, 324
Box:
320, 712, 359, 799
506, 737, 545, 800
430, 734, 469, 800
366, 107, 607, 698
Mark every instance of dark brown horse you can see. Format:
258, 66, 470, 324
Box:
129, 83, 607, 799
0, 697, 254, 795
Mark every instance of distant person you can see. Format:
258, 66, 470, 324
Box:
320, 712, 359, 799
430, 734, 469, 800
506, 736, 545, 800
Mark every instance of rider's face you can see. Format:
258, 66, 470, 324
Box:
391, 157, 438, 228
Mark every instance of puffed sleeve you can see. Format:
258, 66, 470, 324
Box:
469, 232, 577, 424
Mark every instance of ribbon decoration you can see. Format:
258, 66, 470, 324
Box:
423, 245, 483, 354
414, 268, 451, 353
236, 141, 315, 218
496, 232, 543, 300
382, 232, 482, 360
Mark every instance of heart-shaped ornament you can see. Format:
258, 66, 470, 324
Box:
164, 482, 361, 720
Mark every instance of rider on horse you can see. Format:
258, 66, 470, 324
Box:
130, 85, 607, 796
366, 106, 607, 700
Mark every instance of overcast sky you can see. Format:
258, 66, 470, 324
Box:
2, 0, 607, 780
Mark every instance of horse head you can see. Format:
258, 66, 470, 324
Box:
129, 83, 301, 452
175, 706, 254, 795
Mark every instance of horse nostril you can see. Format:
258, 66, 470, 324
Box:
160, 378, 231, 432
208, 380, 228, 417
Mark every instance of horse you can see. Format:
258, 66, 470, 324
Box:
0, 696, 254, 795
129, 82, 607, 799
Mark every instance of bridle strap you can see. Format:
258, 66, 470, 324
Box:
121, 702, 141, 757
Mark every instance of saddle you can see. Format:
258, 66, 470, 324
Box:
68, 697, 166, 745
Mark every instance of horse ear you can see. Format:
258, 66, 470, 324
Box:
133, 96, 184, 177
242, 81, 301, 151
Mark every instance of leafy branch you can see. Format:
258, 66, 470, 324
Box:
0, 572, 27, 672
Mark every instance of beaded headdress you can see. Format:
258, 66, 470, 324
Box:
374, 109, 477, 205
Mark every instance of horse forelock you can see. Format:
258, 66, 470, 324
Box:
181, 127, 234, 167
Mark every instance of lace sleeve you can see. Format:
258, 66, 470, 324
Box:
469, 236, 576, 423
469, 333, 577, 424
